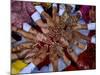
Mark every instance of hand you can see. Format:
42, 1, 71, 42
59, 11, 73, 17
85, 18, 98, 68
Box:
32, 45, 48, 66
60, 37, 69, 47
12, 26, 17, 32
41, 27, 49, 34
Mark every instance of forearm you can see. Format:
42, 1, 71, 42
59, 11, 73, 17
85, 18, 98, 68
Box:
71, 24, 87, 30
29, 28, 38, 35
12, 42, 33, 52
74, 31, 89, 41
77, 24, 87, 30
34, 5, 54, 27
52, 4, 57, 21
12, 49, 30, 60
51, 59, 58, 72
23, 22, 39, 35
72, 23, 96, 30
31, 11, 47, 28
31, 11, 49, 34
67, 48, 78, 62
17, 29, 36, 40
35, 19, 46, 28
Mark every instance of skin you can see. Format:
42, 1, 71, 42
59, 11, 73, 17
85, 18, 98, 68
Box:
49, 48, 59, 72
89, 6, 96, 22
32, 45, 48, 66
12, 42, 37, 52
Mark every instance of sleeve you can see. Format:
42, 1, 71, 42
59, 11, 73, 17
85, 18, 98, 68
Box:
35, 6, 44, 14
87, 23, 96, 30
71, 5, 76, 13
58, 4, 65, 16
31, 11, 41, 22
23, 22, 31, 32
20, 63, 36, 73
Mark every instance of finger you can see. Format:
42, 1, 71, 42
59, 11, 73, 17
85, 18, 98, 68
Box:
52, 3, 58, 21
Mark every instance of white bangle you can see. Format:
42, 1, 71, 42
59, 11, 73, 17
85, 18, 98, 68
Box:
52, 3, 57, 8
31, 11, 41, 22
71, 5, 76, 13
88, 23, 96, 30
23, 23, 31, 32
91, 35, 96, 44
59, 4, 65, 16
35, 6, 44, 14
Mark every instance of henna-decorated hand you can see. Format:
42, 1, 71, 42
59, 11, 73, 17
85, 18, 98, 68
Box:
31, 45, 48, 66
36, 33, 47, 41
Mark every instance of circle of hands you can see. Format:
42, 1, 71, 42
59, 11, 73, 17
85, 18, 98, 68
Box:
12, 4, 90, 71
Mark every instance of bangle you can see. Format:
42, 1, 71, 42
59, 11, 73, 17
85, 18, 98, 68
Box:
52, 3, 57, 8
35, 6, 44, 14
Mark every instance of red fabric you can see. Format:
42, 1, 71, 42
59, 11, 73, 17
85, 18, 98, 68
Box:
11, 1, 36, 28
65, 65, 78, 71
80, 5, 91, 23
64, 30, 96, 71
77, 43, 95, 69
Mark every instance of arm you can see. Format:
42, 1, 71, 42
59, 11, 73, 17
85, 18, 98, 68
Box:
31, 11, 49, 34
20, 45, 48, 73
35, 5, 54, 27
12, 42, 37, 52
49, 46, 59, 72
12, 49, 31, 60
72, 23, 96, 30
67, 48, 78, 62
